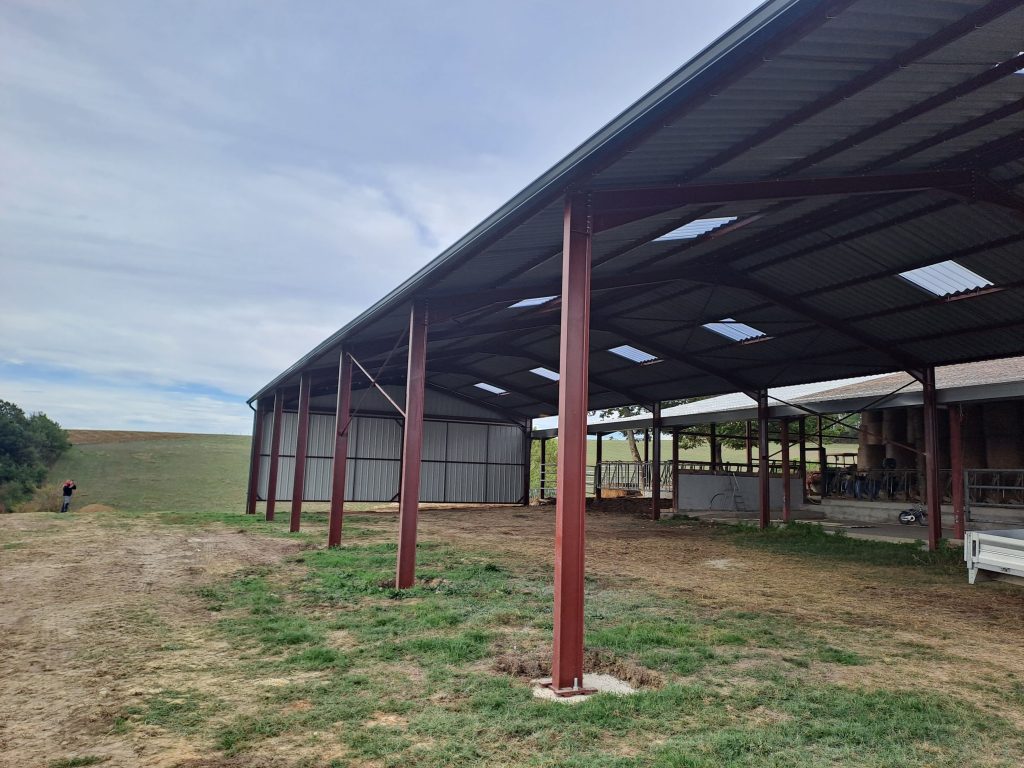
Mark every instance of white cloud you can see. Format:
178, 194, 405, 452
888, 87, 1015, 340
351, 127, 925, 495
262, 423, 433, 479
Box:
0, 0, 763, 430
0, 374, 252, 434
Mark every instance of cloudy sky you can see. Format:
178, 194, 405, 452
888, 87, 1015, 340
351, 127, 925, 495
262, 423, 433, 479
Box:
1, 0, 759, 434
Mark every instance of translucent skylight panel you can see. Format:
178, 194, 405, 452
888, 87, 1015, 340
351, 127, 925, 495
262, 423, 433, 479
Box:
654, 216, 738, 242
509, 296, 556, 308
702, 318, 767, 342
899, 260, 994, 297
474, 382, 507, 395
608, 345, 660, 364
530, 367, 560, 381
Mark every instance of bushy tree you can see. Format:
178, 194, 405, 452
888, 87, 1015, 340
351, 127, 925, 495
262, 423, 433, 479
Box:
0, 400, 70, 509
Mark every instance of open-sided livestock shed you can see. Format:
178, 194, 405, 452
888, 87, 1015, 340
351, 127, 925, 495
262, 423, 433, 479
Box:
249, 0, 1024, 695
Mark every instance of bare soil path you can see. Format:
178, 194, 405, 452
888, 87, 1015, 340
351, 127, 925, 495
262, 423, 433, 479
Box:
2, 507, 1023, 767
0, 513, 305, 768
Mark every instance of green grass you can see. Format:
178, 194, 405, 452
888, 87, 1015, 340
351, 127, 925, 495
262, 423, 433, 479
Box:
103, 517, 1018, 767
119, 688, 222, 735
45, 435, 250, 512
721, 521, 964, 570
48, 757, 108, 768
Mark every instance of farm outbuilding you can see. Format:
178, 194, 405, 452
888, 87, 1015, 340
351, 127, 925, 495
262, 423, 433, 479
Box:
249, 0, 1024, 695
252, 384, 528, 506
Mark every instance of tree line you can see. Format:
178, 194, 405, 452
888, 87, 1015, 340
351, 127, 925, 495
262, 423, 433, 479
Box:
0, 399, 70, 510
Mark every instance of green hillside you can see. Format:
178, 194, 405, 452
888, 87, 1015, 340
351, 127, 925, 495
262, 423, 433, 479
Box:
41, 431, 855, 513
45, 432, 250, 512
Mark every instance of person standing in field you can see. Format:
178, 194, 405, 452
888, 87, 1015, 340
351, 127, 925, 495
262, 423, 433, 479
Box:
60, 480, 76, 513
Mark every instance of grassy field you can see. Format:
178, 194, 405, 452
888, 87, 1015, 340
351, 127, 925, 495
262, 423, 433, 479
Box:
5, 431, 1020, 767
47, 431, 251, 512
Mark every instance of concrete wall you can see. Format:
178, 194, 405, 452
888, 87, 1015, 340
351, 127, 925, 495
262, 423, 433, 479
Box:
675, 472, 804, 513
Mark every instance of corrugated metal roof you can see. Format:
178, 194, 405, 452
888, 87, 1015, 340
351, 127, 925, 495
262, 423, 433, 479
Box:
252, 0, 1024, 424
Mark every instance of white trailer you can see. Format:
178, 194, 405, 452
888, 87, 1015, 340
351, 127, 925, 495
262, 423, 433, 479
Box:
965, 529, 1024, 586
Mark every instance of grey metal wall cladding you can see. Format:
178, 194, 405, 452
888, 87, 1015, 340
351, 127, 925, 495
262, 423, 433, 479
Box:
303, 458, 333, 501
307, 414, 334, 457
257, 411, 524, 503
275, 456, 296, 501
488, 425, 525, 464
445, 463, 488, 502
488, 465, 524, 503
342, 385, 513, 422
356, 417, 402, 460
447, 422, 488, 462
352, 459, 401, 501
261, 416, 273, 453
420, 461, 447, 503
257, 456, 270, 499
422, 421, 448, 461
279, 411, 299, 455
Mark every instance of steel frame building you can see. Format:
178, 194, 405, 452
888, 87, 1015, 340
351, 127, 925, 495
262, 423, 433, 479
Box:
249, 0, 1024, 695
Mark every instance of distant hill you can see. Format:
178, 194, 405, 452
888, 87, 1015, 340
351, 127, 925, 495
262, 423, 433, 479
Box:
47, 431, 251, 513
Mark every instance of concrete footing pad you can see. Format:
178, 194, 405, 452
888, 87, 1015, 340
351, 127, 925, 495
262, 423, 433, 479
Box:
531, 674, 636, 703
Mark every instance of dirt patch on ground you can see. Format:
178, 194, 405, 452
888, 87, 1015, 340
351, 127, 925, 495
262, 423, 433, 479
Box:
494, 645, 663, 689
3, 506, 1024, 766
0, 514, 305, 768
78, 503, 117, 514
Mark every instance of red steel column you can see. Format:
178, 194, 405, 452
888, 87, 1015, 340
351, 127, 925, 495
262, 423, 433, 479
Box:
551, 194, 591, 694
328, 352, 353, 547
289, 371, 312, 532
245, 402, 265, 515
950, 403, 966, 541
396, 300, 428, 588
781, 418, 792, 523
671, 427, 680, 513
651, 403, 662, 520
595, 433, 603, 502
265, 390, 284, 521
921, 367, 942, 551
757, 391, 770, 529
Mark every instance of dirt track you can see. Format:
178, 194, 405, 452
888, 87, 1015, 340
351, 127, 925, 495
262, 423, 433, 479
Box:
2, 507, 1024, 766
0, 514, 306, 768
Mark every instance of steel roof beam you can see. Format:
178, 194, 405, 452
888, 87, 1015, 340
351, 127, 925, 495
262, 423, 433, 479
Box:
499, 343, 655, 408
426, 365, 559, 411
589, 170, 974, 232
782, 52, 1024, 177
426, 261, 723, 321
674, 0, 1022, 183
716, 268, 926, 370
592, 319, 756, 394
